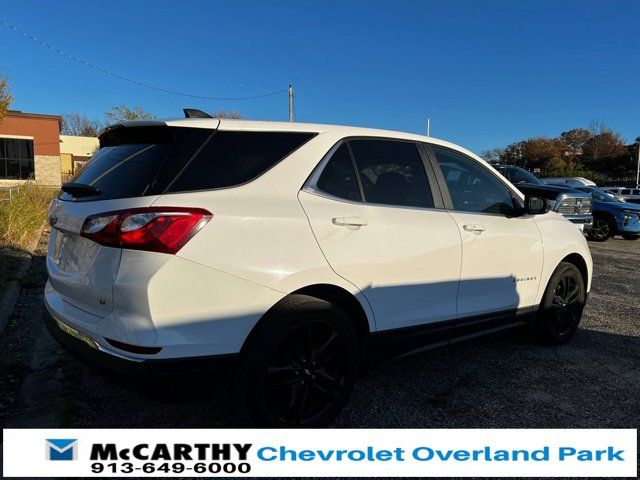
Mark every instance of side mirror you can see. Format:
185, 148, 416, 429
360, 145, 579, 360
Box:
524, 195, 548, 215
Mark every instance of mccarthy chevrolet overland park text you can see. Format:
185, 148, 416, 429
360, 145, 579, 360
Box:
87, 442, 626, 463
44, 114, 592, 426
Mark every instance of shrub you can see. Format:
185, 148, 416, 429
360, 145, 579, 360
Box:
0, 182, 57, 250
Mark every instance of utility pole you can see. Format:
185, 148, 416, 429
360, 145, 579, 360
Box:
426, 117, 430, 137
288, 84, 294, 122
636, 139, 640, 188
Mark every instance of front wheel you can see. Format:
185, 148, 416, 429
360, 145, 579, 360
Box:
533, 262, 586, 345
587, 217, 614, 242
238, 295, 359, 427
621, 234, 640, 241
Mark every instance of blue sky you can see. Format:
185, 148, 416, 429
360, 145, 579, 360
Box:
1, 0, 638, 153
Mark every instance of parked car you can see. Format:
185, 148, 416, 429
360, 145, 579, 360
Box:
601, 187, 640, 205
44, 115, 593, 426
492, 165, 592, 231
564, 185, 640, 241
542, 176, 597, 187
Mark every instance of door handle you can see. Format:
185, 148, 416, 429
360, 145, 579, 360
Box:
463, 223, 486, 233
332, 216, 368, 227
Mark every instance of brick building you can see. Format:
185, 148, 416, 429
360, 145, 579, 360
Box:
0, 110, 62, 186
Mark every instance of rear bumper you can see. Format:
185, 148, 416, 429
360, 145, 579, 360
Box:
44, 311, 238, 375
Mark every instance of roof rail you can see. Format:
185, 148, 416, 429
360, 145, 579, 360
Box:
183, 108, 213, 119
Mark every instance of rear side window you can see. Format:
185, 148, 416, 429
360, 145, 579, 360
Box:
316, 144, 361, 202
349, 140, 434, 208
168, 131, 315, 193
60, 127, 315, 201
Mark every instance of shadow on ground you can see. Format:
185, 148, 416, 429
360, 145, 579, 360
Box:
1, 237, 639, 430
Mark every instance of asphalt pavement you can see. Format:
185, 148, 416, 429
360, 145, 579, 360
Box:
0, 236, 638, 430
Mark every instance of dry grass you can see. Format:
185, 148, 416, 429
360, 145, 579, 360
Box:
0, 182, 56, 251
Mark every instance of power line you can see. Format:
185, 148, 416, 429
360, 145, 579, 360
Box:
0, 19, 288, 101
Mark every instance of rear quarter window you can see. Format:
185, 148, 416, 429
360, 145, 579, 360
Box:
167, 131, 316, 193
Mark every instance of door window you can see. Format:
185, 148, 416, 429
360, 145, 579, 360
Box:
349, 140, 434, 208
431, 146, 518, 215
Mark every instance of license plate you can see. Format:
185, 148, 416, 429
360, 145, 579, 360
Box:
56, 319, 99, 350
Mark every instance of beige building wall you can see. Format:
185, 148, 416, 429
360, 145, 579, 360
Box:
60, 135, 99, 157
60, 153, 73, 175
34, 155, 62, 186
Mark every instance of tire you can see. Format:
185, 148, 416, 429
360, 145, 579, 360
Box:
587, 216, 615, 242
533, 262, 586, 345
621, 234, 640, 241
238, 294, 359, 427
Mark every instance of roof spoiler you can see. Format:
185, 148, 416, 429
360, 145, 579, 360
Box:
183, 108, 213, 119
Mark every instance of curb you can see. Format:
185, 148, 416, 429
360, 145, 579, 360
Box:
0, 225, 42, 337
0, 252, 31, 337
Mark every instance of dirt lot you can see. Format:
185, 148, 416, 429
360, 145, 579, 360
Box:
0, 234, 638, 430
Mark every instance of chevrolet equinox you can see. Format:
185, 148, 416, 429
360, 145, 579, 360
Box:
45, 114, 593, 427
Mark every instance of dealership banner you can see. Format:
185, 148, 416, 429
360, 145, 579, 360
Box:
2, 428, 636, 477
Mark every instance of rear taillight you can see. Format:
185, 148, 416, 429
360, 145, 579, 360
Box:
81, 207, 212, 254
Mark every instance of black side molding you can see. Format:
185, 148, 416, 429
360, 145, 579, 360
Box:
369, 307, 536, 363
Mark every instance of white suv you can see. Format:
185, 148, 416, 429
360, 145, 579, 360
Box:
45, 115, 592, 426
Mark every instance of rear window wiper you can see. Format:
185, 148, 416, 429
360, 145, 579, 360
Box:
61, 182, 101, 197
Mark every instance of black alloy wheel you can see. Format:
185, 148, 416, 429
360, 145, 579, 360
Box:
264, 320, 349, 425
549, 274, 582, 337
588, 217, 613, 242
239, 294, 359, 427
534, 262, 585, 345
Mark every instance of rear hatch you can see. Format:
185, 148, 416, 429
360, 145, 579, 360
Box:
47, 122, 218, 317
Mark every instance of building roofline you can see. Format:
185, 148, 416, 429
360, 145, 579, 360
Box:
6, 110, 63, 123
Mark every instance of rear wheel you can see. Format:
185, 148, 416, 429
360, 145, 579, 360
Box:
533, 262, 586, 345
239, 295, 358, 427
587, 216, 614, 242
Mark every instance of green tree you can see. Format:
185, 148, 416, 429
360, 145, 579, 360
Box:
0, 74, 13, 122
500, 137, 567, 170
500, 141, 526, 167
582, 122, 627, 173
560, 128, 591, 169
105, 105, 155, 124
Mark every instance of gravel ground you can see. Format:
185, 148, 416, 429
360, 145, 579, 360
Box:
0, 236, 638, 431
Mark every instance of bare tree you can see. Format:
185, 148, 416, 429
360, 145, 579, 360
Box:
61, 113, 102, 136
210, 109, 245, 119
0, 74, 13, 122
105, 105, 155, 124
481, 147, 504, 164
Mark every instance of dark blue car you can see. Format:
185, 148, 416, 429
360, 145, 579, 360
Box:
570, 186, 640, 241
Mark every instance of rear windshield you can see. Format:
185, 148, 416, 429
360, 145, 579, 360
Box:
60, 126, 316, 202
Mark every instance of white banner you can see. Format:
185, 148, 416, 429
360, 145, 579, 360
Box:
2, 428, 637, 477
